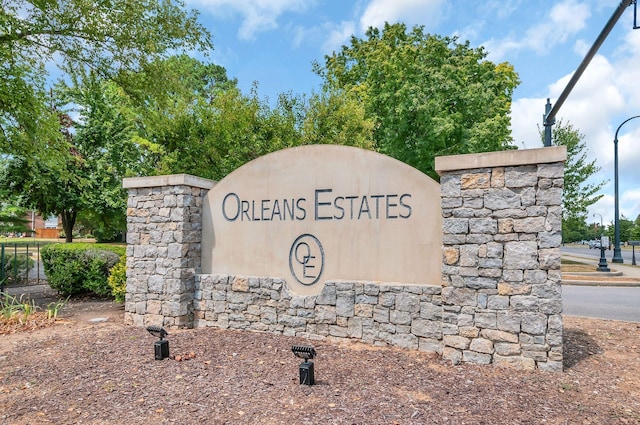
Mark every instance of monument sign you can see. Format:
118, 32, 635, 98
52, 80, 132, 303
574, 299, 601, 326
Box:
201, 145, 443, 295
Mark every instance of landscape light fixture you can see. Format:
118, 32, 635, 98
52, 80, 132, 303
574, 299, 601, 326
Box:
593, 213, 610, 272
147, 325, 170, 360
292, 345, 316, 385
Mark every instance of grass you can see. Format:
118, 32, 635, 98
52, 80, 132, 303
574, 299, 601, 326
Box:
0, 292, 67, 334
563, 264, 601, 272
561, 258, 599, 273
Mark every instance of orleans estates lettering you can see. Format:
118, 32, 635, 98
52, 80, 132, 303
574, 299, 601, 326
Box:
222, 189, 412, 222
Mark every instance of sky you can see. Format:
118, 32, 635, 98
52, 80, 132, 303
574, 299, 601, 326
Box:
183, 0, 640, 227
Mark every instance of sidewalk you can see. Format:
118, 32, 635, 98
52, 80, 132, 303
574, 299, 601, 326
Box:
2, 283, 59, 305
562, 252, 640, 286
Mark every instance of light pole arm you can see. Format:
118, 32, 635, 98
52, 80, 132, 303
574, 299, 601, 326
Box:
543, 0, 634, 147
615, 115, 640, 140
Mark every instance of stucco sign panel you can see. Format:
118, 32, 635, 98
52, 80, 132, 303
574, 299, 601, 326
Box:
201, 145, 442, 295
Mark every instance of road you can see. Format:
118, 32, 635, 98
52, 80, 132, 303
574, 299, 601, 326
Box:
563, 285, 640, 323
562, 245, 637, 264
561, 245, 640, 322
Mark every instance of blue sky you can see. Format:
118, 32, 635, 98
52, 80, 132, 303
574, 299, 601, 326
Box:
185, 0, 640, 226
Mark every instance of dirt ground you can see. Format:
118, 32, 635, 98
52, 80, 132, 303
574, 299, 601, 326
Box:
1, 299, 640, 424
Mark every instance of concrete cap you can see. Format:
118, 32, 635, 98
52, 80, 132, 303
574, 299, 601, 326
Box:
435, 146, 567, 175
123, 174, 216, 190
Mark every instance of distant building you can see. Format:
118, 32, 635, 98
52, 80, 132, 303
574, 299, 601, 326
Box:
25, 211, 61, 238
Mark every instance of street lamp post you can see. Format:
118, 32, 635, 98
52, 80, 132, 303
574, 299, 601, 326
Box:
593, 213, 610, 272
613, 115, 640, 263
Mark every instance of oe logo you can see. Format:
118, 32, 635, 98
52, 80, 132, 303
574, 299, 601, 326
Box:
289, 234, 325, 286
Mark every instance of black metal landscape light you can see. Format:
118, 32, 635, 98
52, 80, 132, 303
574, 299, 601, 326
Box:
292, 345, 316, 385
593, 213, 610, 272
147, 325, 170, 360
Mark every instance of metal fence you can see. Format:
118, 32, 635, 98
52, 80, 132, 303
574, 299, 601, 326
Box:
0, 242, 49, 293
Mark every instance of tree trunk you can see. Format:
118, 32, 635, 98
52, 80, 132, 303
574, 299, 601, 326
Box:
61, 210, 77, 243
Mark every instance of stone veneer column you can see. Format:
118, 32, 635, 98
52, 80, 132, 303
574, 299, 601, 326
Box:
122, 174, 215, 328
435, 146, 567, 371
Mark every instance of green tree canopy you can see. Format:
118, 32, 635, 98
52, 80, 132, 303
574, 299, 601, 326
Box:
630, 214, 640, 241
28, 55, 375, 240
605, 215, 635, 244
124, 56, 374, 181
0, 203, 30, 235
301, 88, 374, 149
543, 121, 606, 243
314, 22, 520, 179
0, 147, 85, 242
0, 0, 212, 158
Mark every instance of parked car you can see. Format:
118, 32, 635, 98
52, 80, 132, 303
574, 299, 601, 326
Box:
589, 239, 612, 250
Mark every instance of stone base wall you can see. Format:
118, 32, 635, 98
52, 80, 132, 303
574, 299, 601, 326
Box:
194, 274, 443, 352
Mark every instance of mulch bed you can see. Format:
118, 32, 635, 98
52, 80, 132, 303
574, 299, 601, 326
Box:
1, 309, 640, 424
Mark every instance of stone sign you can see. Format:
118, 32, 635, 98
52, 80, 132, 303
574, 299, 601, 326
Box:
201, 145, 443, 295
123, 145, 567, 371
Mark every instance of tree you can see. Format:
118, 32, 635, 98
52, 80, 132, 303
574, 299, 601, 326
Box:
150, 86, 372, 181
128, 57, 374, 181
630, 214, 640, 241
0, 149, 86, 243
7, 53, 376, 243
57, 73, 162, 241
605, 215, 634, 244
543, 121, 606, 243
0, 74, 151, 243
314, 22, 520, 180
0, 204, 30, 236
300, 88, 374, 149
0, 0, 212, 158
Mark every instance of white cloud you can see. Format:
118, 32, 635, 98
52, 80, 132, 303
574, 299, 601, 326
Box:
291, 20, 355, 55
359, 0, 445, 32
613, 28, 640, 112
511, 36, 640, 226
486, 0, 521, 20
508, 53, 625, 156
188, 0, 313, 40
510, 97, 543, 149
588, 194, 614, 226
622, 189, 640, 221
322, 21, 357, 54
589, 187, 640, 226
484, 0, 590, 61
534, 0, 591, 49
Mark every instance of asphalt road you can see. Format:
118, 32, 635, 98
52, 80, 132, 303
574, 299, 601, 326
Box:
561, 245, 640, 322
563, 285, 640, 323
562, 245, 637, 264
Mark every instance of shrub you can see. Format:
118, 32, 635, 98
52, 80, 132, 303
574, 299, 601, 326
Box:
82, 250, 122, 297
2, 253, 35, 285
41, 243, 125, 297
107, 257, 127, 303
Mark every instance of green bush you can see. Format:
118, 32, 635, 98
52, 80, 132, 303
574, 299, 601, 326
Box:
2, 253, 35, 285
41, 243, 125, 297
107, 256, 127, 303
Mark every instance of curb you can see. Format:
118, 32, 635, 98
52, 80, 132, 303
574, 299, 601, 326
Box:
562, 279, 640, 287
